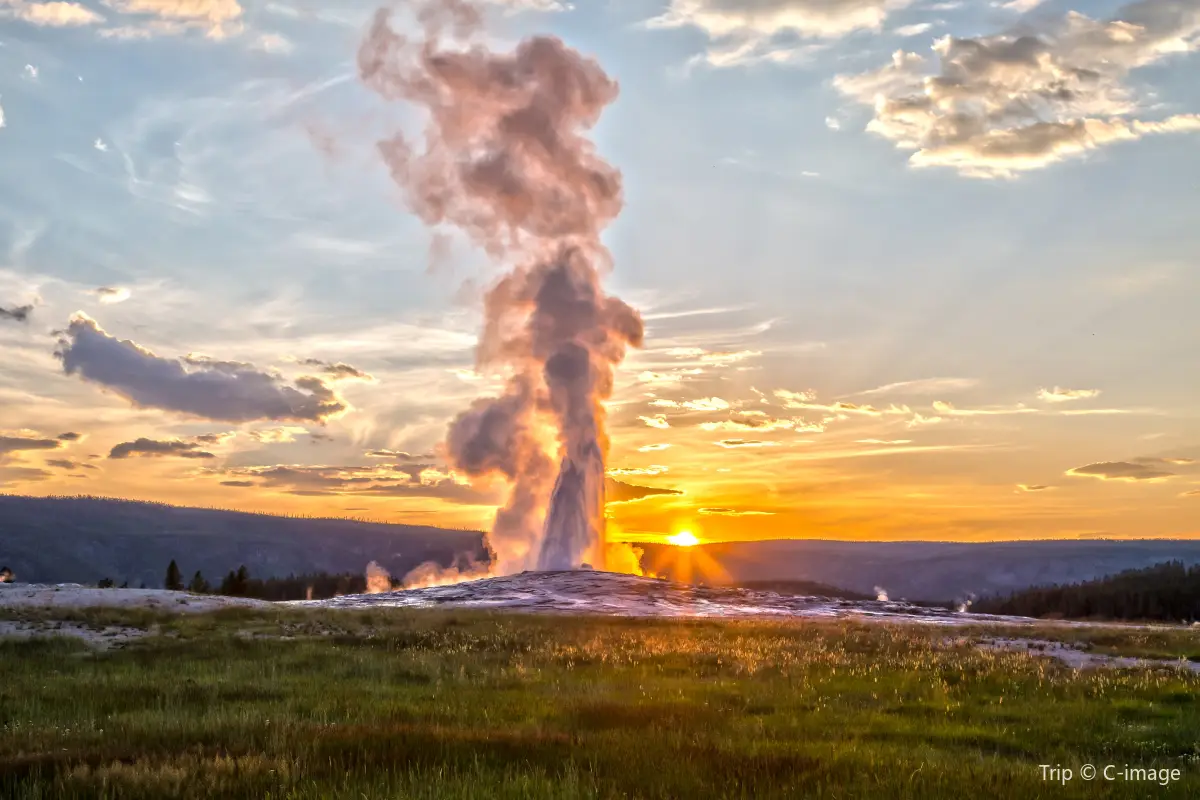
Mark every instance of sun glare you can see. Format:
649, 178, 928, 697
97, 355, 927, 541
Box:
668, 530, 699, 547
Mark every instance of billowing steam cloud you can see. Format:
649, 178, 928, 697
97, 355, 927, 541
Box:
359, 1, 643, 575
365, 560, 393, 594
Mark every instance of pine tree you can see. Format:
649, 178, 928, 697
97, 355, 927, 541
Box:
188, 570, 210, 594
165, 559, 184, 591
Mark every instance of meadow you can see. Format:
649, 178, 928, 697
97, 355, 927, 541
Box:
2, 606, 1198, 799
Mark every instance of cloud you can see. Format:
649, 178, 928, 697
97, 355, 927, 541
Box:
1181, 488, 1200, 498
0, 434, 64, 456
217, 463, 494, 504
57, 432, 84, 441
700, 413, 823, 432
1, 304, 33, 322
94, 286, 130, 304
99, 0, 243, 38
109, 438, 216, 459
697, 507, 775, 516
0, 1, 105, 27
834, 0, 1200, 177
23, 64, 38, 79
365, 449, 437, 460
825, 116, 841, 130
606, 465, 670, 476
855, 377, 978, 396
606, 478, 684, 503
776, 389, 908, 417
1017, 483, 1053, 492
1037, 386, 1101, 403
999, 0, 1044, 12
637, 368, 705, 386
638, 414, 671, 429
715, 438, 781, 448
252, 32, 293, 54
45, 458, 98, 470
637, 443, 672, 452
646, 0, 915, 66
94, 139, 109, 152
1065, 460, 1176, 482
893, 22, 932, 36
56, 314, 346, 423
298, 358, 374, 382
931, 400, 1037, 417
248, 426, 311, 444
220, 480, 255, 487
856, 438, 912, 445
681, 397, 731, 412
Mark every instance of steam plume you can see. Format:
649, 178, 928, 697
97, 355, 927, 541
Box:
359, 1, 643, 574
874, 586, 888, 602
365, 560, 393, 594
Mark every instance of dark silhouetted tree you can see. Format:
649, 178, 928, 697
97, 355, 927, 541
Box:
165, 559, 184, 591
98, 577, 115, 588
188, 570, 210, 593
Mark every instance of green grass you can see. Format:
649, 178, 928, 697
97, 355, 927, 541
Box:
2, 609, 1199, 798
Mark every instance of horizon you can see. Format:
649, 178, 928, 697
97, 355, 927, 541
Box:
2, 0, 1199, 549
3, 491, 1198, 546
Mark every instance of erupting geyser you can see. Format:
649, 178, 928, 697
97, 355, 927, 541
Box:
359, 0, 643, 575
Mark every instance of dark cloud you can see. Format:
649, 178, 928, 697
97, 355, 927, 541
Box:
45, 459, 98, 470
0, 304, 33, 322
1065, 461, 1175, 482
0, 435, 63, 456
299, 358, 374, 381
605, 478, 684, 503
366, 449, 437, 460
109, 438, 217, 460
57, 432, 84, 441
715, 438, 781, 448
220, 480, 255, 488
0, 466, 53, 484
697, 507, 774, 516
56, 315, 346, 423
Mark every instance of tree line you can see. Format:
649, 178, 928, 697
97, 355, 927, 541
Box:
973, 560, 1200, 622
93, 560, 398, 601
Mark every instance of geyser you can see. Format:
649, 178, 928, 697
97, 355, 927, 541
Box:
359, 0, 642, 575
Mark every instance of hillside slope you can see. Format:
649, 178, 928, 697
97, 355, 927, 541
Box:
0, 495, 487, 587
641, 539, 1200, 603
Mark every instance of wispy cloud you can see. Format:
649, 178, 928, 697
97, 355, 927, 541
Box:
855, 377, 978, 397
1037, 387, 1101, 403
646, 0, 913, 67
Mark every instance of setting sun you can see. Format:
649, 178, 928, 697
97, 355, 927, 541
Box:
668, 531, 699, 547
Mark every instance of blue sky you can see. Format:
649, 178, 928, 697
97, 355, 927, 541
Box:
1, 0, 1198, 543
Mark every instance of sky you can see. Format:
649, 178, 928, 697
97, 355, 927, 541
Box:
1, 0, 1198, 545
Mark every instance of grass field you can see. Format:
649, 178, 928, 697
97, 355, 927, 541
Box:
2, 606, 1199, 798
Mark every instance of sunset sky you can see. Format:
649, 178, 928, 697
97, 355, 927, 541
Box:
1, 0, 1198, 545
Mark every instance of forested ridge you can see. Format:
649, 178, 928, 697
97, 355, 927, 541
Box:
974, 561, 1200, 622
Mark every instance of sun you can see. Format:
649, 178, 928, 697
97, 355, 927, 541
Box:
667, 530, 699, 547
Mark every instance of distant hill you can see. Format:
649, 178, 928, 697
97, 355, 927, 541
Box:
973, 561, 1200, 622
0, 495, 488, 587
639, 539, 1200, 604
